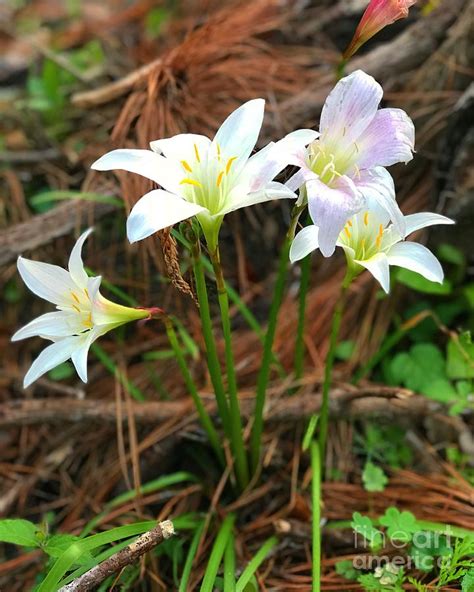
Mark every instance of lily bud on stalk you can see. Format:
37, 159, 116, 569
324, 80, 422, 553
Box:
344, 0, 417, 59
12, 229, 152, 388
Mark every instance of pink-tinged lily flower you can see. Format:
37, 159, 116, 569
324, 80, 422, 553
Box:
286, 70, 415, 257
12, 229, 151, 388
290, 207, 454, 293
91, 99, 307, 252
344, 0, 417, 59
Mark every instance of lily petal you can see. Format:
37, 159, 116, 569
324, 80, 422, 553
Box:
404, 212, 454, 236
91, 149, 183, 194
17, 257, 77, 307
213, 98, 265, 164
70, 327, 107, 383
12, 311, 82, 341
355, 252, 391, 293
219, 182, 295, 216
126, 189, 207, 243
387, 242, 444, 284
290, 226, 319, 262
355, 108, 415, 169
150, 133, 211, 165
68, 228, 93, 289
320, 70, 382, 150
353, 167, 405, 237
23, 336, 80, 388
307, 175, 364, 257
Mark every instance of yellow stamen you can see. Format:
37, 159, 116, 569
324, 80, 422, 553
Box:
181, 160, 192, 173
225, 156, 237, 174
364, 212, 369, 226
72, 304, 80, 313
216, 143, 221, 161
71, 291, 80, 304
347, 220, 352, 227
84, 288, 89, 298
216, 171, 224, 188
376, 224, 384, 249
84, 312, 93, 328
344, 226, 351, 239
194, 143, 201, 163
180, 178, 202, 188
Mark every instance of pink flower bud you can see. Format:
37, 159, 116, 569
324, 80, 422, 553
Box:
344, 0, 416, 59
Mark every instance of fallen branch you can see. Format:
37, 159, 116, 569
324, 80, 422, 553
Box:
0, 198, 116, 266
58, 520, 174, 592
0, 386, 440, 428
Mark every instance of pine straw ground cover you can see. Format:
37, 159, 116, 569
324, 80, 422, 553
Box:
0, 0, 473, 590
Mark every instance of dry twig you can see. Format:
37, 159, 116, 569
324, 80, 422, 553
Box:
57, 520, 175, 592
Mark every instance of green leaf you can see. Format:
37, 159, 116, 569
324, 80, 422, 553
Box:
0, 519, 39, 547
48, 362, 75, 381
362, 461, 388, 492
335, 559, 359, 581
379, 507, 417, 543
437, 243, 465, 267
462, 569, 474, 592
351, 513, 383, 551
396, 268, 452, 294
447, 333, 474, 379
334, 340, 355, 361
43, 534, 93, 564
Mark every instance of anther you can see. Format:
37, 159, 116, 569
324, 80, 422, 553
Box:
225, 156, 237, 174
216, 171, 224, 187
71, 291, 80, 304
180, 178, 202, 188
181, 160, 192, 173
364, 212, 369, 226
194, 144, 201, 163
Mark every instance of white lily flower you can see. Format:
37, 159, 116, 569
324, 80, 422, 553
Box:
12, 229, 151, 388
91, 99, 308, 251
290, 207, 454, 293
286, 70, 415, 257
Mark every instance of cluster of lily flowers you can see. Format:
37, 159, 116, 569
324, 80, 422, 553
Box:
13, 69, 453, 387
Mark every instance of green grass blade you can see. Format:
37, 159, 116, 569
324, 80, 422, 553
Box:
179, 520, 205, 592
200, 514, 236, 592
223, 531, 236, 592
29, 190, 122, 208
235, 536, 278, 592
91, 343, 145, 402
38, 522, 158, 592
81, 474, 197, 535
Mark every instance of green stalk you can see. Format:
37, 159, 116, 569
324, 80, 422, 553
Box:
250, 238, 291, 473
164, 316, 224, 466
294, 253, 311, 381
210, 247, 249, 490
317, 271, 352, 467
311, 440, 321, 592
192, 242, 231, 438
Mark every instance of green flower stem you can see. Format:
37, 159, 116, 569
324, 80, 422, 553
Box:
294, 253, 311, 381
318, 271, 353, 467
250, 237, 291, 473
164, 316, 225, 467
210, 246, 249, 490
311, 439, 322, 592
192, 242, 231, 439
